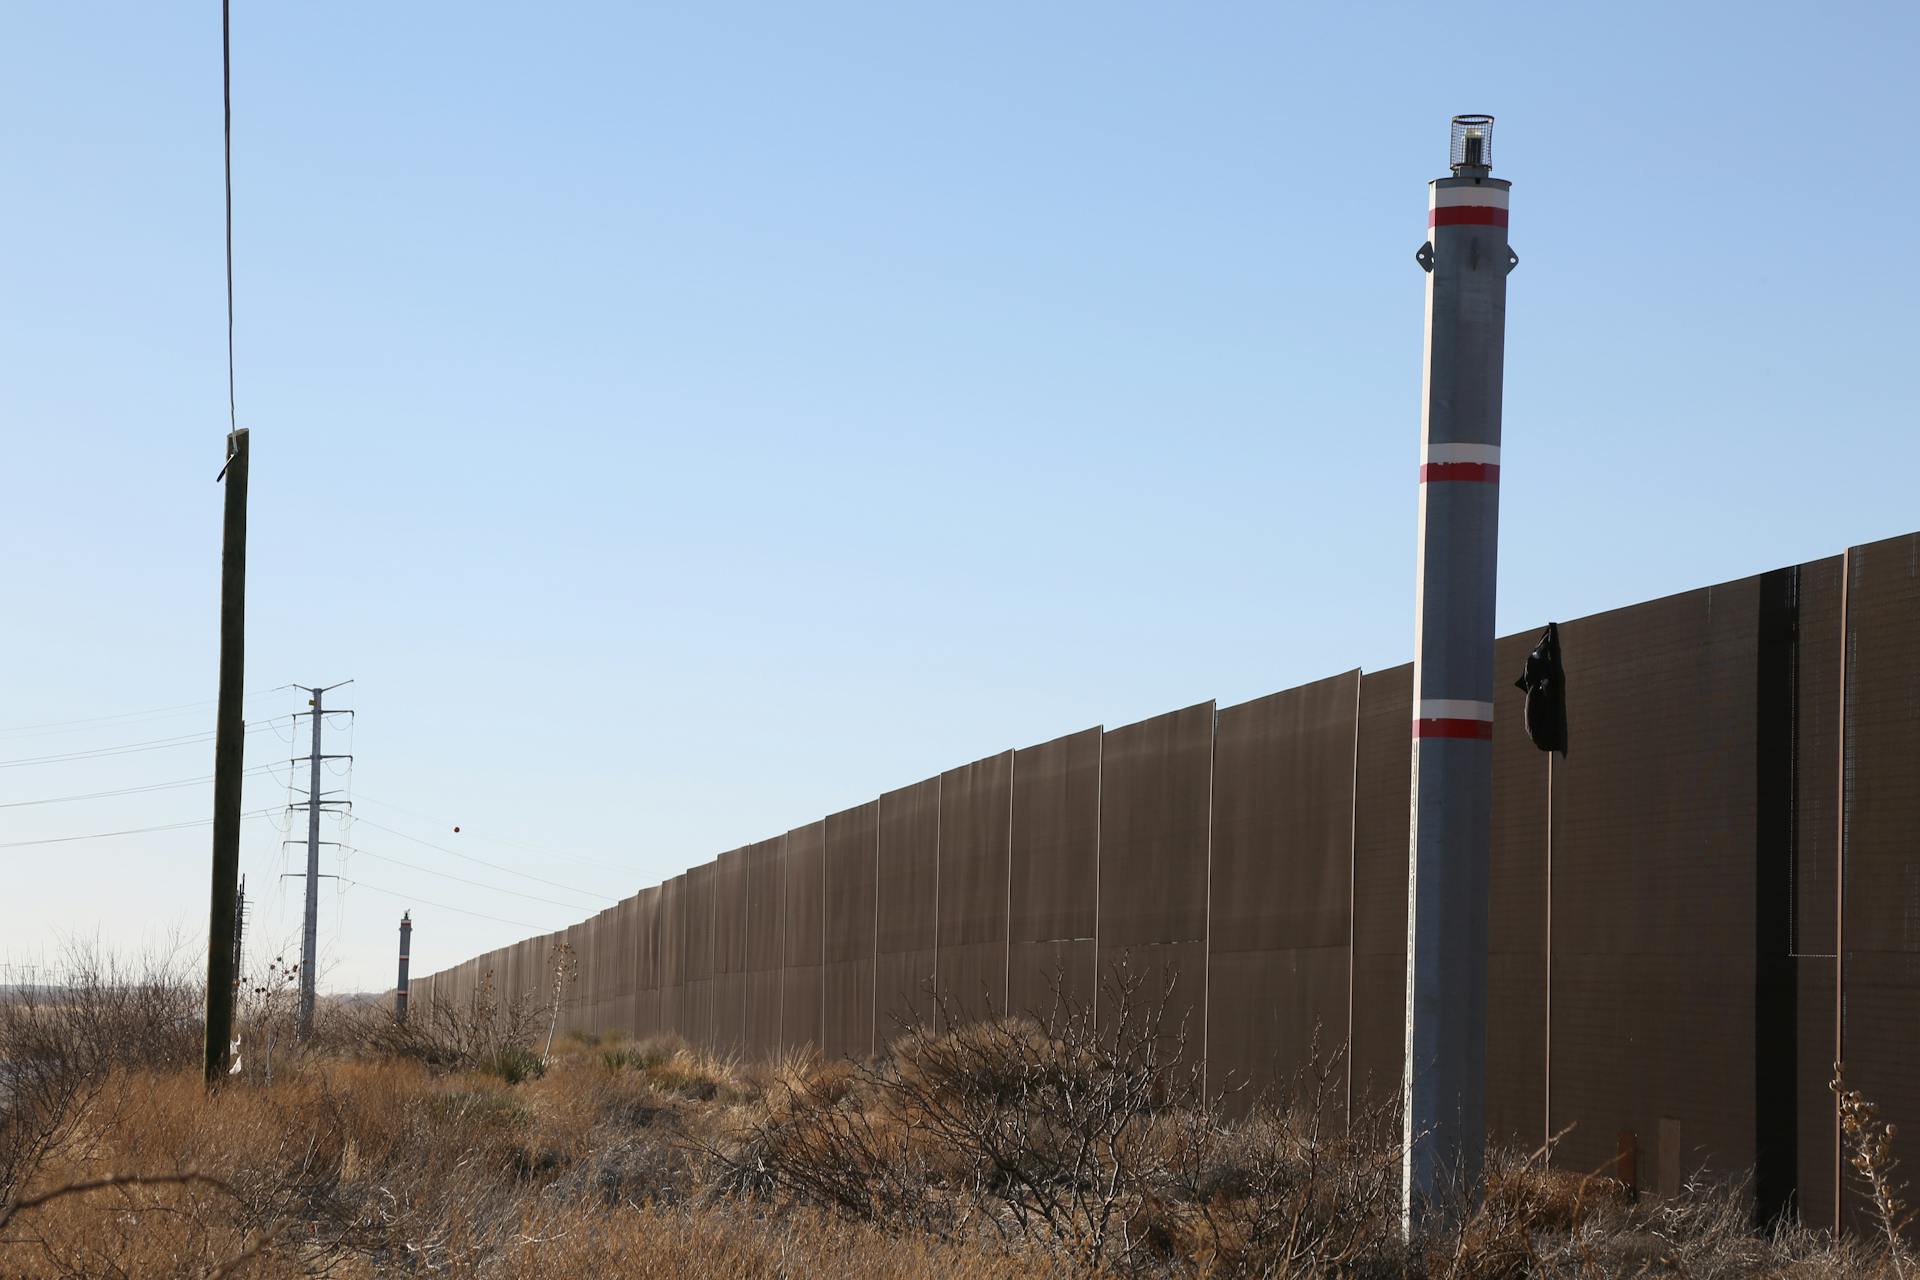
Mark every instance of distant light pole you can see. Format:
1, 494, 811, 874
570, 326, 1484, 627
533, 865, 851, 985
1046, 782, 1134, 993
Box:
395, 912, 413, 1024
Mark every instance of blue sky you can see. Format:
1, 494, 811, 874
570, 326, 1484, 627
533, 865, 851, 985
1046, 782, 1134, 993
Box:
3, 2, 1914, 991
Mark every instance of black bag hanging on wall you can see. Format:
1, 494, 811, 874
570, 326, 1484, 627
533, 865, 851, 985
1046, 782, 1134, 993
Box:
1513, 622, 1568, 755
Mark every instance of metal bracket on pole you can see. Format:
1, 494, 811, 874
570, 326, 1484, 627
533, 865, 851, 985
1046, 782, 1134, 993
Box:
1507, 247, 1520, 274
1416, 242, 1435, 273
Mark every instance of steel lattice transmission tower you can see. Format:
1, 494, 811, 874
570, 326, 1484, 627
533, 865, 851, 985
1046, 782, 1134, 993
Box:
289, 681, 353, 1040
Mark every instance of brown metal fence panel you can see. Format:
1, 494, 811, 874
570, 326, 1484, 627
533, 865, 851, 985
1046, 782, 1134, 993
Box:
1349, 663, 1411, 1105
685, 861, 717, 1051
712, 848, 748, 1056
591, 908, 613, 1032
1009, 727, 1101, 1020
1550, 578, 1760, 1185
494, 945, 515, 1017
745, 836, 786, 1060
1488, 629, 1550, 1150
605, 903, 626, 1033
1789, 554, 1842, 1226
1207, 672, 1358, 1111
657, 874, 687, 1040
590, 907, 616, 1033
445, 961, 461, 1016
1838, 534, 1920, 1231
782, 820, 825, 1053
571, 916, 592, 1035
660, 875, 691, 1043
563, 920, 589, 1035
1098, 702, 1215, 1065
501, 945, 518, 1017
506, 939, 528, 1024
523, 937, 543, 1017
561, 921, 583, 1035
606, 903, 626, 1036
633, 886, 660, 1038
528, 935, 544, 1015
937, 750, 1013, 1029
876, 777, 940, 1045
571, 917, 593, 1035
823, 801, 877, 1060
614, 893, 642, 1036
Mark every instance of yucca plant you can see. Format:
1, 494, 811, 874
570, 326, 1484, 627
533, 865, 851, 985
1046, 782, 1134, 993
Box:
1833, 1061, 1914, 1278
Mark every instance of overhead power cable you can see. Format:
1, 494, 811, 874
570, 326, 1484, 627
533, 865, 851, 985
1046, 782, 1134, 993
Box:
345, 846, 604, 912
350, 816, 617, 901
0, 689, 281, 739
0, 763, 280, 809
0, 718, 291, 769
351, 793, 634, 875
221, 0, 236, 431
340, 877, 552, 931
0, 808, 276, 849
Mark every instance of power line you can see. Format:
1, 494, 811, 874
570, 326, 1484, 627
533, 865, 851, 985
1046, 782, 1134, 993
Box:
221, 0, 236, 432
340, 877, 552, 931
0, 808, 276, 849
0, 718, 291, 769
350, 815, 616, 901
0, 689, 283, 740
0, 763, 280, 809
351, 792, 634, 875
345, 846, 603, 912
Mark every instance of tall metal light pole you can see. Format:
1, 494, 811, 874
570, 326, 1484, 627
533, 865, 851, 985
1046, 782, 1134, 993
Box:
1403, 114, 1513, 1225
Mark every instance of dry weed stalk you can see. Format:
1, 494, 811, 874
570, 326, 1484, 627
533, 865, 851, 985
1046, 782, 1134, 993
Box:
1834, 1060, 1914, 1278
542, 941, 579, 1064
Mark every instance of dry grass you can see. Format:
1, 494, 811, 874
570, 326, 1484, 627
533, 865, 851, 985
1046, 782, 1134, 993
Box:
0, 961, 1903, 1277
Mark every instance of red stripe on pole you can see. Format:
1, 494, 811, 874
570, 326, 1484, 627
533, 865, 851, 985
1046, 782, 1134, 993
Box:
1413, 718, 1494, 741
1429, 206, 1509, 227
1419, 462, 1500, 483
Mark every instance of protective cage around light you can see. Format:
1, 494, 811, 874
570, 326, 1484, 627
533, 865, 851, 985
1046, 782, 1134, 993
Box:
1450, 114, 1495, 170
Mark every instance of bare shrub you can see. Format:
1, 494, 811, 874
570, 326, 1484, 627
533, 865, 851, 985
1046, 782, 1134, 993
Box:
709, 963, 1406, 1276
313, 966, 541, 1074
1159, 1048, 1403, 1276
0, 943, 200, 1218
0, 949, 1904, 1279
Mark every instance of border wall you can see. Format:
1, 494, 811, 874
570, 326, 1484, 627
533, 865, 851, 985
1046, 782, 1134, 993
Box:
412, 531, 1920, 1230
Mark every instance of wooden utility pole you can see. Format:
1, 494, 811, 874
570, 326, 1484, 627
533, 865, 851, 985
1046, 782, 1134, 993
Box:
205, 427, 249, 1085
